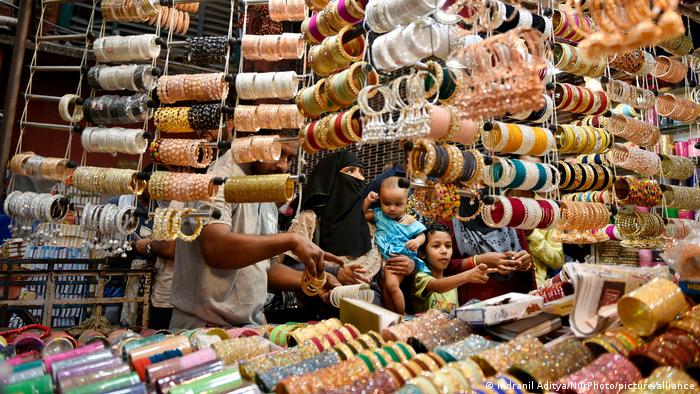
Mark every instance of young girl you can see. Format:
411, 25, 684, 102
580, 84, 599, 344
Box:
412, 223, 495, 313
364, 176, 426, 314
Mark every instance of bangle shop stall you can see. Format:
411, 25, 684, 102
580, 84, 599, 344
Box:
3, 0, 700, 393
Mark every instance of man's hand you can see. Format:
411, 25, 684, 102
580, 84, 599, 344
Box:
475, 252, 520, 275
133, 238, 151, 257
337, 262, 370, 285
405, 239, 421, 252
290, 234, 324, 278
507, 250, 533, 271
323, 252, 345, 266
385, 254, 415, 276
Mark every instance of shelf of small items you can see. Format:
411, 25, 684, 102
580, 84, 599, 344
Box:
0, 258, 154, 330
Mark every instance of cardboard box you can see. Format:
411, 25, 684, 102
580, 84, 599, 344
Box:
456, 292, 544, 326
340, 298, 402, 334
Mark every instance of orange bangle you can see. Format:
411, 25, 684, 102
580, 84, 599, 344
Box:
503, 124, 523, 152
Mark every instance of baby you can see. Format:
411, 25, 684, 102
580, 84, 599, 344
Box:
364, 176, 428, 314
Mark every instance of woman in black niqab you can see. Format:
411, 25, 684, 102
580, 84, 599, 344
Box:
301, 150, 372, 257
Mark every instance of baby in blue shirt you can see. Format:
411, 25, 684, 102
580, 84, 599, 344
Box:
363, 176, 428, 314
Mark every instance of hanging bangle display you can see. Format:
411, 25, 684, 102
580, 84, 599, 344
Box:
223, 174, 295, 203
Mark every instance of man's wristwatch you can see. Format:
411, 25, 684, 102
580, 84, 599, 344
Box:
145, 241, 153, 258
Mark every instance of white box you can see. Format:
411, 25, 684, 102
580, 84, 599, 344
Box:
456, 292, 544, 326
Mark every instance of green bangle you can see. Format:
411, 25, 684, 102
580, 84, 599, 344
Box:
357, 354, 376, 372
382, 346, 401, 362
395, 342, 414, 360
301, 87, 324, 118
372, 350, 390, 367
439, 70, 457, 100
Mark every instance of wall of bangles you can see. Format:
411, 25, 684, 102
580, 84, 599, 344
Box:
6, 0, 700, 392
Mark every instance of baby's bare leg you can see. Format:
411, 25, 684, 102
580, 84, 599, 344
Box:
383, 267, 406, 315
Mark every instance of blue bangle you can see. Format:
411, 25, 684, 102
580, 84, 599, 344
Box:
490, 161, 504, 184
507, 159, 527, 189
532, 163, 549, 191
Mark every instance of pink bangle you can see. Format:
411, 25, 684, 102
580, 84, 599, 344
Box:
44, 341, 105, 372
225, 327, 260, 338
308, 14, 325, 43
337, 0, 361, 24
428, 105, 450, 140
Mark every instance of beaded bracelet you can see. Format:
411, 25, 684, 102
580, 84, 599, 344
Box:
183, 36, 228, 65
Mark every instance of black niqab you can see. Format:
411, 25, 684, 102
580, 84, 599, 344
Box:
301, 151, 372, 257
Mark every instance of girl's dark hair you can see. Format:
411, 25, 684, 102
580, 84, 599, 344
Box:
424, 222, 449, 236
418, 222, 451, 258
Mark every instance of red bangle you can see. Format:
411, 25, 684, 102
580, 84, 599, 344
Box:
592, 91, 609, 116
333, 113, 353, 144
579, 88, 597, 114
344, 324, 359, 339
305, 122, 323, 151
508, 197, 526, 227
489, 199, 505, 224
465, 257, 476, 270
558, 83, 574, 110
333, 329, 348, 343
536, 200, 553, 228
323, 333, 337, 347
310, 336, 326, 352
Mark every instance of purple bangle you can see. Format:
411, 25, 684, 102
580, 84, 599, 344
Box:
556, 11, 570, 36
308, 14, 326, 43
337, 0, 361, 24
